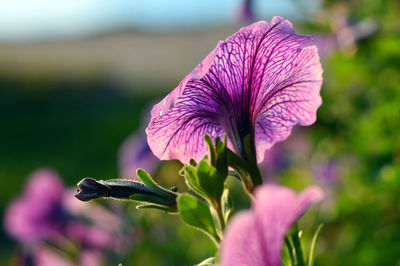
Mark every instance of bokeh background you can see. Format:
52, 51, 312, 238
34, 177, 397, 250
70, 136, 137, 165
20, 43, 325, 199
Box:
1, 0, 399, 265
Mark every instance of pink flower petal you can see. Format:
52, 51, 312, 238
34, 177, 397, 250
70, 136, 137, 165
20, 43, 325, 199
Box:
221, 184, 324, 266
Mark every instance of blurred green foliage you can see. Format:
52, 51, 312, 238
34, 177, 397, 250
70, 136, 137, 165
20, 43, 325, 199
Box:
295, 1, 400, 265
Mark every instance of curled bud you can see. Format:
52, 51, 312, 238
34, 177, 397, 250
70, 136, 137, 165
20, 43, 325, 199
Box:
75, 178, 154, 201
75, 178, 106, 201
75, 178, 177, 211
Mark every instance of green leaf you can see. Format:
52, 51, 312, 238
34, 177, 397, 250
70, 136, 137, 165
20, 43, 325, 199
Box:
209, 206, 223, 239
129, 193, 176, 211
227, 170, 241, 181
182, 158, 224, 204
182, 165, 205, 197
183, 165, 200, 187
204, 135, 216, 165
227, 149, 253, 188
189, 158, 198, 166
197, 160, 224, 202
136, 169, 176, 200
307, 224, 323, 266
136, 168, 159, 190
215, 136, 228, 180
178, 194, 219, 243
221, 187, 233, 223
196, 257, 216, 266
136, 203, 174, 212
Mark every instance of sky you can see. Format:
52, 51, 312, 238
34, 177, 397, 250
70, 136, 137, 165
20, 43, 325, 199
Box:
0, 0, 319, 42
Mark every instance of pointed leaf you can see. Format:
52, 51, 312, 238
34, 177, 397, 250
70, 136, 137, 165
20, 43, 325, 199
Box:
215, 136, 228, 180
129, 193, 176, 211
182, 165, 205, 197
178, 194, 219, 243
136, 168, 176, 200
221, 187, 233, 223
227, 149, 252, 188
189, 159, 198, 166
307, 224, 323, 266
204, 135, 216, 165
136, 168, 159, 190
136, 203, 174, 212
197, 160, 224, 202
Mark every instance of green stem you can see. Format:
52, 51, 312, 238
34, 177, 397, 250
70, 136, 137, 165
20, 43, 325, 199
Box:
248, 160, 262, 190
243, 135, 263, 190
213, 201, 226, 236
218, 206, 226, 231
291, 224, 305, 266
285, 237, 296, 266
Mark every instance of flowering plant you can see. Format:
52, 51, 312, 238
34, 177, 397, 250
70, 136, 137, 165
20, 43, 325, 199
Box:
74, 16, 324, 266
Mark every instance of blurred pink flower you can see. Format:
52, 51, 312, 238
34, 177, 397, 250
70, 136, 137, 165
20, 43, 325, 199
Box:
32, 246, 104, 266
238, 0, 254, 23
66, 222, 112, 251
80, 250, 104, 266
119, 107, 161, 179
4, 168, 67, 242
221, 184, 324, 266
4, 168, 134, 264
314, 35, 339, 58
63, 190, 134, 254
258, 144, 289, 181
314, 10, 378, 58
259, 130, 311, 180
33, 246, 74, 266
119, 132, 159, 179
313, 160, 338, 186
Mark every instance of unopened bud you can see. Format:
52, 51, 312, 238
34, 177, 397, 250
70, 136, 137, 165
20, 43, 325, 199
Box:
75, 177, 177, 211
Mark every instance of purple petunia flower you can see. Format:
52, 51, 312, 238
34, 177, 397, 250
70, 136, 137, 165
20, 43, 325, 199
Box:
147, 16, 323, 164
221, 184, 323, 266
